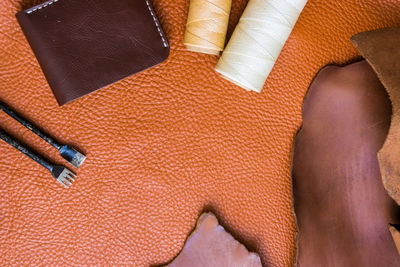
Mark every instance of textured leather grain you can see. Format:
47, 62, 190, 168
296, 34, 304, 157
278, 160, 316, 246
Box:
1, 0, 400, 266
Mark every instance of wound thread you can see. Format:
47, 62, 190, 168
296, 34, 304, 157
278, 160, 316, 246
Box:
215, 0, 308, 92
184, 0, 232, 55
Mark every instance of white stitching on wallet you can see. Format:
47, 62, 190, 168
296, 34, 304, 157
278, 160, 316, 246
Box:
145, 0, 168, 48
26, 0, 168, 48
26, 0, 59, 14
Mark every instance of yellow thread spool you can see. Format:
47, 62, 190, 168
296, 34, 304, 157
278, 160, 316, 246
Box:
184, 0, 232, 55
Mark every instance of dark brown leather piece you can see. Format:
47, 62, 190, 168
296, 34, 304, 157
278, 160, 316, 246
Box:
16, 0, 169, 105
167, 213, 262, 267
292, 61, 400, 266
351, 28, 400, 206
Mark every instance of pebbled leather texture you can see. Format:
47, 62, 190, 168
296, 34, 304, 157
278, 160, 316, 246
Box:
1, 0, 400, 266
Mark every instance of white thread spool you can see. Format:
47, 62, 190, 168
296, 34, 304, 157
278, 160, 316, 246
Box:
215, 0, 308, 92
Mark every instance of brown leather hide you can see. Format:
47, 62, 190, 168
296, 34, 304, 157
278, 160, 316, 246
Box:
352, 28, 400, 207
168, 213, 262, 267
292, 61, 400, 266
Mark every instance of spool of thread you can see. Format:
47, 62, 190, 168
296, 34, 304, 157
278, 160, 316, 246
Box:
215, 0, 308, 92
184, 0, 232, 55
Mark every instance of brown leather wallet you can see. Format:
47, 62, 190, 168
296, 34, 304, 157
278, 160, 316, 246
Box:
16, 0, 170, 105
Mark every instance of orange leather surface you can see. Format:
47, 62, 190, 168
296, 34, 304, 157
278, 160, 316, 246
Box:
1, 0, 400, 266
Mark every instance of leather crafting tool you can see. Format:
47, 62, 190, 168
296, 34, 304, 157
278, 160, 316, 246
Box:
0, 127, 76, 188
0, 100, 86, 168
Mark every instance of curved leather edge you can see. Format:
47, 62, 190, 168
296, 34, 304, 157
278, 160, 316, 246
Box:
351, 28, 400, 206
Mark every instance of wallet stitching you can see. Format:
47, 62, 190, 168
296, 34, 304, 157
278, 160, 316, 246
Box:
26, 0, 168, 48
145, 0, 168, 48
26, 0, 59, 14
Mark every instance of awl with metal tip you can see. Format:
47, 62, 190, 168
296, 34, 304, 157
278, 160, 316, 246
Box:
0, 100, 86, 168
0, 127, 76, 188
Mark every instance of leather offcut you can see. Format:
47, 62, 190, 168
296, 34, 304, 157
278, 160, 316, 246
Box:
1, 0, 400, 266
168, 213, 262, 267
352, 28, 400, 207
292, 61, 400, 266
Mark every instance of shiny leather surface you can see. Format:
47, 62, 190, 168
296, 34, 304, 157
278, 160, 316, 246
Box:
1, 0, 400, 266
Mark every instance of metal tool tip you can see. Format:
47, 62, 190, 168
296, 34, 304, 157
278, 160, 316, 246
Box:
60, 145, 86, 168
71, 151, 86, 168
